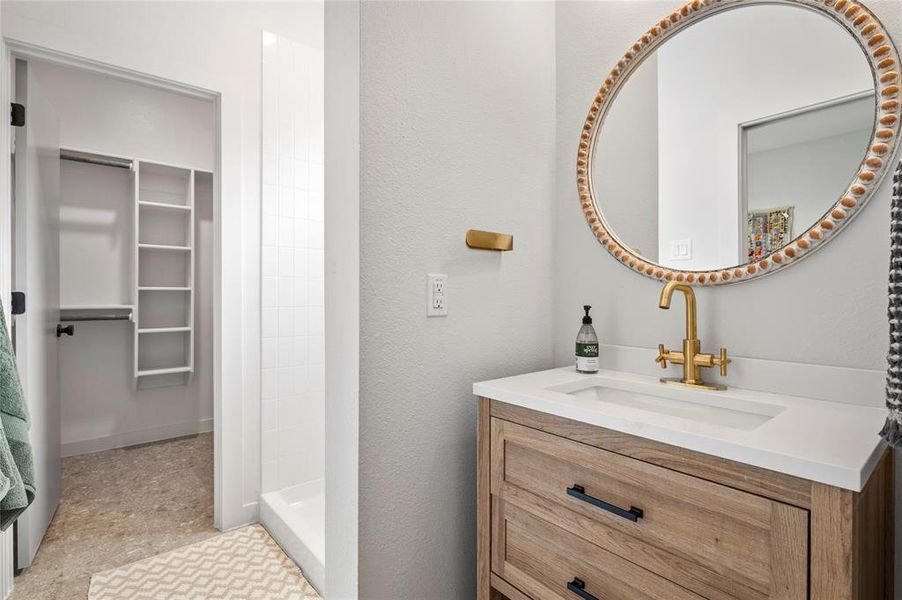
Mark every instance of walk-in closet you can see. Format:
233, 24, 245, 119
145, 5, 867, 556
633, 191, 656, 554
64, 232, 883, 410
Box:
60, 152, 213, 426
9, 57, 216, 592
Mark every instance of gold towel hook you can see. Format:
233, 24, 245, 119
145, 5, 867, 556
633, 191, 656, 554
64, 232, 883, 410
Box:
465, 230, 513, 251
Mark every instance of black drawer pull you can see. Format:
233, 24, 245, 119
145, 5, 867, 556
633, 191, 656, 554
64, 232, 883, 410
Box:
566, 484, 644, 522
567, 578, 600, 600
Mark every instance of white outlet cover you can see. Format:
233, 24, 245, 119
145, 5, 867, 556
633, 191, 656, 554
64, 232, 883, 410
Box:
427, 273, 448, 317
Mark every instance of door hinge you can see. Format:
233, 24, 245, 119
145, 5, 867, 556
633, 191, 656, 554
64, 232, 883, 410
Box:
10, 103, 24, 128
10, 292, 24, 315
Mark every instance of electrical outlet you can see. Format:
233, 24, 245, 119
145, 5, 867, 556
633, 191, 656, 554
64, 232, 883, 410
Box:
427, 274, 448, 317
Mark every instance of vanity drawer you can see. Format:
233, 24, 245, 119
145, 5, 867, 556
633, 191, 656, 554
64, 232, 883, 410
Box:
490, 418, 808, 600
492, 497, 705, 600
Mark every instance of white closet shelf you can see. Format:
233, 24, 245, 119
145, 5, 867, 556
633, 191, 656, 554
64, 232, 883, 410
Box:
134, 161, 196, 382
138, 188, 188, 196
137, 327, 191, 334
136, 366, 192, 377
138, 243, 192, 252
138, 200, 191, 212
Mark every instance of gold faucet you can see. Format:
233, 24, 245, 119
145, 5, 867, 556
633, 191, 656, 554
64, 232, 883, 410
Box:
656, 281, 730, 391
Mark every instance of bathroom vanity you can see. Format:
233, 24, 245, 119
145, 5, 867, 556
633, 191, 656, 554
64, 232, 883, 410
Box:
475, 368, 892, 600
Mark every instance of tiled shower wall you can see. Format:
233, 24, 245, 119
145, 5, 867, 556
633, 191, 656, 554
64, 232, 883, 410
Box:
261, 32, 325, 493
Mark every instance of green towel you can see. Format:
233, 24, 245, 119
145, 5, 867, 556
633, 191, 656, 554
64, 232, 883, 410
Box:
0, 304, 34, 530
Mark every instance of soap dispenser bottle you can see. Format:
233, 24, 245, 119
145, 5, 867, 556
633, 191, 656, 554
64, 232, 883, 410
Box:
575, 305, 599, 374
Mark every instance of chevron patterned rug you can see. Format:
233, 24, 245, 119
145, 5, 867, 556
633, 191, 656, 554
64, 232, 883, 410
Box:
87, 524, 320, 600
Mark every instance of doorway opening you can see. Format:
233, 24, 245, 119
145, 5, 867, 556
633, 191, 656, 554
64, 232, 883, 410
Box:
8, 55, 218, 595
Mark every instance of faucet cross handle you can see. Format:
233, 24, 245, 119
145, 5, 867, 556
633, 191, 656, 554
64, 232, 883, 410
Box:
714, 347, 730, 377
655, 344, 669, 369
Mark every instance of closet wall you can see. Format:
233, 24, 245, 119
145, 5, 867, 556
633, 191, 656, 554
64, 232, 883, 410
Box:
31, 60, 216, 456
33, 61, 213, 169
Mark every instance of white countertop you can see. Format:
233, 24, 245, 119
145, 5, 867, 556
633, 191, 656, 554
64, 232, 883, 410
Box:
474, 367, 889, 492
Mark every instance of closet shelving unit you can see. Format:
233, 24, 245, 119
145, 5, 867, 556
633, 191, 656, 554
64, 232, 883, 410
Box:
59, 148, 209, 384
133, 160, 196, 379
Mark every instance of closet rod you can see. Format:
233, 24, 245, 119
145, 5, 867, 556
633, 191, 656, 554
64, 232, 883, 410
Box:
60, 315, 131, 322
60, 150, 132, 170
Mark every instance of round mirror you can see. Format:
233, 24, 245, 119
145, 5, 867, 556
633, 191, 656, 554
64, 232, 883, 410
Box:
579, 0, 901, 284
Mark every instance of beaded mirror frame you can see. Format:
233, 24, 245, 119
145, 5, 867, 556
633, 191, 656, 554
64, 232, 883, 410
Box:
578, 0, 902, 285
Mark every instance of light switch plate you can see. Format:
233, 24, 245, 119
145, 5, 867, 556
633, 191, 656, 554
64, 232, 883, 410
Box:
427, 274, 448, 317
669, 239, 692, 261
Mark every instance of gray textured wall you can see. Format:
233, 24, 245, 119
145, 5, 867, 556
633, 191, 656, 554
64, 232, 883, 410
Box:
358, 2, 556, 598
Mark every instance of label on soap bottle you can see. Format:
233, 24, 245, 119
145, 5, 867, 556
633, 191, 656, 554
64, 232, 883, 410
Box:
576, 342, 599, 373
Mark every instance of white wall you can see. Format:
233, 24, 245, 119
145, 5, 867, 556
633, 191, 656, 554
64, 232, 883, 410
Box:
555, 0, 901, 582
324, 1, 359, 596
358, 2, 556, 597
58, 160, 133, 308
656, 4, 873, 269
24, 60, 213, 170
1, 0, 324, 530
261, 32, 325, 493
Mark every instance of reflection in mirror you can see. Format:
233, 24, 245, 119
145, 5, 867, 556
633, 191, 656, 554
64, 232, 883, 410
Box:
592, 3, 875, 271
742, 93, 873, 263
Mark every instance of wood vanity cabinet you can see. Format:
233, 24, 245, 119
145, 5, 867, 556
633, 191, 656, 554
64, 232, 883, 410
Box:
477, 398, 894, 600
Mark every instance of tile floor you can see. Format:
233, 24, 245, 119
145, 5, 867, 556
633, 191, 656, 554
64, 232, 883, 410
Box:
10, 433, 215, 599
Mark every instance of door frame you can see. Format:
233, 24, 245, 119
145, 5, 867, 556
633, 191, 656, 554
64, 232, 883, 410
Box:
0, 39, 238, 532
12, 56, 64, 571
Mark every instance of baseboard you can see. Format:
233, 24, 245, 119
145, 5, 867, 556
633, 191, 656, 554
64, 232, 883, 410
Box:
61, 418, 213, 458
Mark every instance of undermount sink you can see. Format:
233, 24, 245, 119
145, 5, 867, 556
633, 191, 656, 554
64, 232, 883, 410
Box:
548, 378, 785, 430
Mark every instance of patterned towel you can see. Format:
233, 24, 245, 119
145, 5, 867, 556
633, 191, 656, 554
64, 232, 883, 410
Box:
882, 160, 902, 446
0, 303, 34, 529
